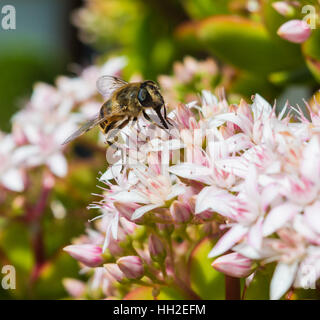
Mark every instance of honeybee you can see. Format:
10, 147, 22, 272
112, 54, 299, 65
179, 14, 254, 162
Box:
62, 76, 171, 145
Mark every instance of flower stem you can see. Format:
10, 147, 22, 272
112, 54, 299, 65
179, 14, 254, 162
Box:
225, 275, 241, 300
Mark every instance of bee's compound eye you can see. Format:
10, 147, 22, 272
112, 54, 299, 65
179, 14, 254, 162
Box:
138, 88, 147, 103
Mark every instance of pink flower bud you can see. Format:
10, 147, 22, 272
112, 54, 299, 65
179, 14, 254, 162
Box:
63, 244, 103, 267
108, 240, 124, 256
148, 234, 166, 262
156, 222, 174, 235
212, 252, 253, 278
170, 200, 192, 223
104, 263, 125, 282
117, 256, 144, 279
272, 2, 295, 17
62, 278, 86, 298
277, 20, 311, 43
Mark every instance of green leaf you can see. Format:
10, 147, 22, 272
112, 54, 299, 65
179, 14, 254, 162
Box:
230, 71, 280, 100
33, 252, 80, 299
293, 288, 320, 300
244, 264, 275, 300
197, 16, 304, 75
124, 285, 184, 300
189, 237, 225, 300
0, 222, 34, 274
124, 286, 154, 300
181, 0, 231, 20
302, 29, 320, 83
175, 22, 205, 53
261, 0, 297, 36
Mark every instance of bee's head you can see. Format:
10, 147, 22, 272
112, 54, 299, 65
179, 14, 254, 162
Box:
138, 80, 170, 129
137, 80, 164, 109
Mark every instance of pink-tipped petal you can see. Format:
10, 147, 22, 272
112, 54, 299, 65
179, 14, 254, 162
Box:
63, 244, 103, 268
117, 256, 144, 279
277, 20, 311, 43
212, 252, 253, 278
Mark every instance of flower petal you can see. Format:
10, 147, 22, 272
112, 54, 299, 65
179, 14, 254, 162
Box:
166, 184, 185, 201
304, 201, 320, 234
233, 243, 262, 260
1, 168, 25, 192
263, 203, 301, 236
195, 186, 237, 218
248, 217, 263, 250
251, 94, 272, 121
270, 262, 298, 300
208, 224, 248, 258
169, 163, 212, 183
132, 204, 160, 220
112, 190, 149, 204
47, 152, 68, 177
300, 136, 320, 183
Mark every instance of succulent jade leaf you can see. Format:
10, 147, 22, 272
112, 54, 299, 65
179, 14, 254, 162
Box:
230, 71, 280, 100
43, 208, 87, 257
197, 16, 304, 75
261, 0, 296, 36
0, 222, 34, 298
244, 264, 275, 300
0, 222, 34, 274
34, 253, 80, 299
182, 0, 231, 20
292, 288, 320, 300
189, 237, 225, 300
124, 287, 154, 300
124, 286, 184, 300
302, 29, 320, 83
175, 22, 203, 52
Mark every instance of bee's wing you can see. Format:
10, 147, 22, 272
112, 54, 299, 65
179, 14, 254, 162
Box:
62, 114, 106, 145
96, 75, 128, 99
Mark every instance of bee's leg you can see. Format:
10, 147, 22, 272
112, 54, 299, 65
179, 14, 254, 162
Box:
105, 117, 130, 147
163, 105, 174, 126
155, 107, 169, 129
131, 117, 138, 125
142, 110, 151, 122
142, 110, 162, 129
104, 122, 117, 150
143, 110, 169, 132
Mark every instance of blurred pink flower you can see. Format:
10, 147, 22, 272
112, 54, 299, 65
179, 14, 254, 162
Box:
63, 278, 86, 298
0, 133, 30, 192
277, 19, 311, 43
272, 2, 295, 17
63, 244, 104, 267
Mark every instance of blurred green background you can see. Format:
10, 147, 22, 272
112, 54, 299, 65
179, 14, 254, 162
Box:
2, 0, 320, 133
1, 0, 320, 299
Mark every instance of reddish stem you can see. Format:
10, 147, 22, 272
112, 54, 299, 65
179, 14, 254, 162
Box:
225, 275, 241, 300
30, 227, 46, 283
25, 171, 54, 286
